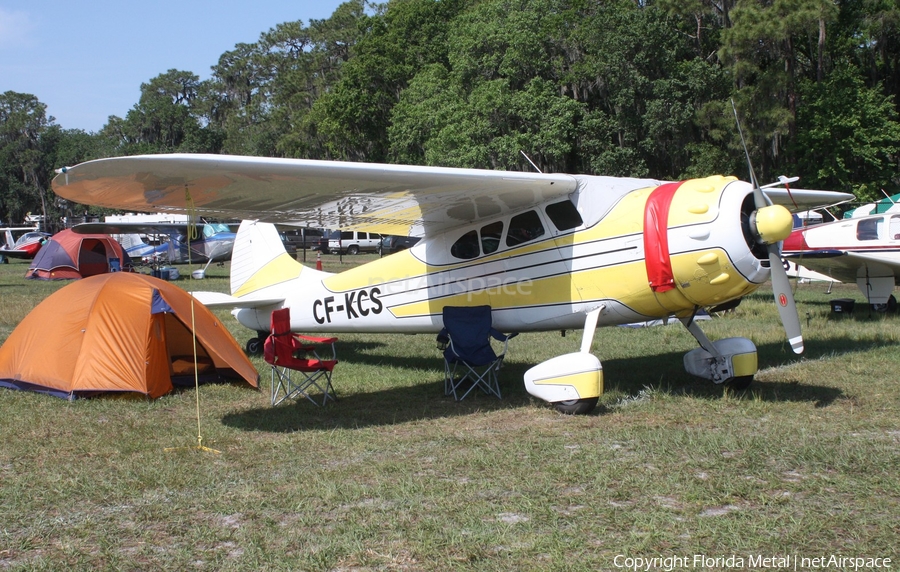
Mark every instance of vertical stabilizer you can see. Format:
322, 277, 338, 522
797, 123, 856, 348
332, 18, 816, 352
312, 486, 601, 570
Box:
230, 221, 332, 299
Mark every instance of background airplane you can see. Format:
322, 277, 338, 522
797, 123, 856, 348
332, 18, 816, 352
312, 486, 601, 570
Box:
783, 212, 900, 312
52, 154, 852, 414
841, 192, 899, 219
0, 227, 51, 261
72, 221, 236, 264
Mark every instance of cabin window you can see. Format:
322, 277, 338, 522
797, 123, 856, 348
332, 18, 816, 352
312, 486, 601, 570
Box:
202, 223, 230, 238
856, 218, 881, 241
545, 200, 583, 231
340, 231, 353, 241
481, 222, 503, 254
450, 230, 480, 260
506, 210, 545, 247
891, 215, 900, 240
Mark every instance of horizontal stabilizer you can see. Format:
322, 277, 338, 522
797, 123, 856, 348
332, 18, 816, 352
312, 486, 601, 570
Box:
190, 290, 284, 309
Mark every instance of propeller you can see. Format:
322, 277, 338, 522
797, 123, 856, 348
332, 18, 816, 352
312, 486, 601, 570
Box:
732, 101, 804, 354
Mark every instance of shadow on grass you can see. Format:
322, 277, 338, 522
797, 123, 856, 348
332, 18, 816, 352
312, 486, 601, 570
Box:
220, 335, 893, 431
221, 380, 534, 433
601, 335, 900, 409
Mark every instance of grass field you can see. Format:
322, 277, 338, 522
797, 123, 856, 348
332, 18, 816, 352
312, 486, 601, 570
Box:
0, 254, 898, 571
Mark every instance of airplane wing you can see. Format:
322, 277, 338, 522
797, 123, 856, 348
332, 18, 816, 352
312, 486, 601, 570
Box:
0, 248, 39, 259
781, 257, 841, 282
783, 250, 900, 284
760, 187, 854, 212
71, 222, 190, 236
52, 154, 578, 237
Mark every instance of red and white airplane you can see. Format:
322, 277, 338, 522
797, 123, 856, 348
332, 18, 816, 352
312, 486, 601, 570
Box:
782, 212, 900, 312
0, 227, 50, 261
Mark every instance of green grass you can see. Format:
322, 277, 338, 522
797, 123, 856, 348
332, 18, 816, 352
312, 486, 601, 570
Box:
1, 255, 898, 570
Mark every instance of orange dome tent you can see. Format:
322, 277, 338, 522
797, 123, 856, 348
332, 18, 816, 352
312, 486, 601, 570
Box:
0, 273, 258, 399
26, 229, 130, 280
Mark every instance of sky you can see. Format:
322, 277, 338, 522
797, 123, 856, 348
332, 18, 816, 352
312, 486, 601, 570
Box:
1, 0, 349, 132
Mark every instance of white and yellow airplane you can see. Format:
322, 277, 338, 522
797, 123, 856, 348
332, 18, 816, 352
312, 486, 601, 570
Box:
52, 154, 852, 414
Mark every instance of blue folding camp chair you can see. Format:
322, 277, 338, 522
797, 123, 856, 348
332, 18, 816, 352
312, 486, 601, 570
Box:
438, 305, 517, 400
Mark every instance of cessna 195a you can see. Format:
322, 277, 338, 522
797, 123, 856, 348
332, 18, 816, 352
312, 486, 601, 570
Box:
52, 154, 852, 414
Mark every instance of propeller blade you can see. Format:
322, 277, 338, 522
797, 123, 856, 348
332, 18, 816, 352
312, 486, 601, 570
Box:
768, 245, 804, 354
732, 100, 803, 353
731, 101, 769, 211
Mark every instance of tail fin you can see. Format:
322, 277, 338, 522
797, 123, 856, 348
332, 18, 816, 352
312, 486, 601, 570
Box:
230, 221, 331, 298
3, 230, 14, 249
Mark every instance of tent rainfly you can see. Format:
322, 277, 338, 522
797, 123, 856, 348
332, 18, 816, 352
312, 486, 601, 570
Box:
0, 272, 258, 399
26, 229, 130, 280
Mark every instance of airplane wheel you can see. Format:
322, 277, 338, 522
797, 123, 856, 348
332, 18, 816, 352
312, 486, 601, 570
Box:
727, 376, 753, 391
554, 397, 599, 415
245, 337, 263, 356
870, 295, 897, 313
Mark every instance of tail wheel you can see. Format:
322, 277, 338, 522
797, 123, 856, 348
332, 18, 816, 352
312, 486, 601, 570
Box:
245, 337, 263, 356
554, 397, 599, 415
870, 295, 897, 313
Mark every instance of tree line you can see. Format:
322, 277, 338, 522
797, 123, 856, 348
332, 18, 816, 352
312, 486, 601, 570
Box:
2, 0, 899, 227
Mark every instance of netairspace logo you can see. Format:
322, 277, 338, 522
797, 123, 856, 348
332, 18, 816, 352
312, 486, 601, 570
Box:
612, 554, 893, 571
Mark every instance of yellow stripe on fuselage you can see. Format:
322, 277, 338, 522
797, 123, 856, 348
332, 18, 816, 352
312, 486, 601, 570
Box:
319, 175, 747, 320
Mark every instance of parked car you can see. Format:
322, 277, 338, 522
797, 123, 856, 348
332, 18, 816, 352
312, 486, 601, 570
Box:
379, 235, 421, 255
278, 233, 299, 258
280, 228, 324, 250
319, 230, 382, 254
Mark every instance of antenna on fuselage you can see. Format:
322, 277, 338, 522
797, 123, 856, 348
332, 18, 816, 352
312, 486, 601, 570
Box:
519, 151, 543, 173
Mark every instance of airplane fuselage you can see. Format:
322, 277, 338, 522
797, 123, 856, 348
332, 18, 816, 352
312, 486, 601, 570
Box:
783, 212, 900, 306
231, 175, 770, 334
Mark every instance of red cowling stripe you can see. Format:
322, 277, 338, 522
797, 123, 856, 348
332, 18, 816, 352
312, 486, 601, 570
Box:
643, 182, 683, 293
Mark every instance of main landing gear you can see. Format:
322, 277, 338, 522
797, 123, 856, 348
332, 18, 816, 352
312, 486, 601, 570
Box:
681, 315, 758, 389
524, 306, 605, 415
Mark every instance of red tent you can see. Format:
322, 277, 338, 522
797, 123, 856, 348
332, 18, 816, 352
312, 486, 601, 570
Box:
26, 230, 130, 280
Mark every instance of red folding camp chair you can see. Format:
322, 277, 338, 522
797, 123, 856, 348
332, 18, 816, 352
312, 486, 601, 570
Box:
264, 308, 338, 406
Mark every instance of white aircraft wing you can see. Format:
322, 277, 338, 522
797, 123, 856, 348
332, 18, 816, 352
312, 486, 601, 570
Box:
761, 187, 854, 212
72, 222, 190, 236
53, 154, 577, 237
784, 250, 900, 284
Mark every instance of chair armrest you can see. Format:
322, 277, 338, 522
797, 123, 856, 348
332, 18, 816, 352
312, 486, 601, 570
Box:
293, 333, 338, 360
295, 333, 338, 344
436, 329, 449, 350
489, 328, 518, 342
